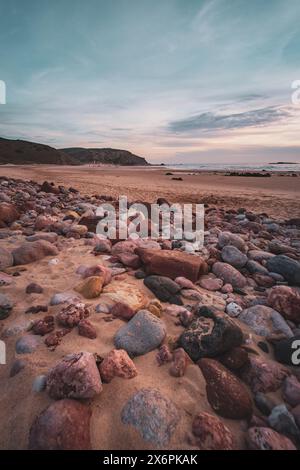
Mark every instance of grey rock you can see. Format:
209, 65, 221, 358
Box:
50, 292, 81, 306
268, 404, 300, 442
221, 245, 247, 269
121, 388, 180, 447
32, 375, 47, 392
144, 275, 182, 305
15, 335, 42, 354
114, 310, 166, 357
212, 262, 247, 288
0, 293, 13, 320
239, 305, 293, 337
246, 260, 269, 275
267, 255, 300, 286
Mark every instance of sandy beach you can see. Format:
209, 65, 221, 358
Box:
0, 168, 300, 451
0, 165, 299, 218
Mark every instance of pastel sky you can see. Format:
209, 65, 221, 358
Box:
0, 0, 300, 163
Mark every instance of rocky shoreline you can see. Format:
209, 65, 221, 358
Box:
0, 176, 300, 450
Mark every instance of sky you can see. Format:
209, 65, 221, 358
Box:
0, 0, 300, 163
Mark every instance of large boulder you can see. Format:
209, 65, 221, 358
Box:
12, 240, 58, 265
114, 310, 166, 357
238, 305, 293, 338
28, 399, 92, 450
46, 352, 102, 399
212, 262, 247, 288
267, 255, 300, 286
267, 286, 300, 323
121, 388, 180, 447
198, 358, 253, 420
136, 248, 208, 282
179, 307, 243, 361
240, 355, 289, 393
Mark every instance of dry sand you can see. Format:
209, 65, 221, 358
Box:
0, 164, 299, 218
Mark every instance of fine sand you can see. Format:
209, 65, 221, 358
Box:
0, 165, 299, 218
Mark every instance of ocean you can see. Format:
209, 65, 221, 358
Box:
165, 162, 300, 172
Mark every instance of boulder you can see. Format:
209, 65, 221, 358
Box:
99, 349, 137, 383
114, 310, 166, 357
212, 262, 246, 288
12, 240, 58, 265
29, 399, 92, 450
136, 248, 208, 282
198, 358, 253, 420
46, 352, 102, 399
121, 388, 180, 447
238, 305, 293, 338
266, 255, 300, 286
221, 245, 248, 269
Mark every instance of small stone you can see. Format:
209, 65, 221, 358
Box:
28, 399, 92, 450
75, 275, 104, 299
99, 349, 137, 383
121, 388, 180, 447
144, 275, 182, 305
50, 292, 81, 306
44, 329, 70, 350
9, 359, 26, 377
192, 411, 234, 450
46, 352, 102, 399
199, 276, 223, 291
226, 302, 242, 317
110, 302, 135, 320
0, 293, 13, 320
156, 345, 173, 366
169, 348, 191, 377
15, 335, 41, 354
218, 231, 246, 252
78, 319, 97, 339
57, 303, 90, 328
254, 393, 277, 416
26, 283, 43, 294
32, 375, 47, 392
32, 316, 55, 336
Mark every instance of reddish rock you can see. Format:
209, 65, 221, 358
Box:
12, 240, 58, 265
198, 276, 223, 291
79, 215, 102, 232
282, 375, 300, 407
26, 283, 43, 294
212, 262, 247, 288
34, 214, 57, 231
32, 316, 55, 336
110, 302, 136, 320
0, 247, 13, 270
198, 358, 253, 420
78, 319, 97, 339
240, 356, 289, 393
0, 202, 19, 226
156, 345, 173, 366
81, 264, 112, 285
136, 248, 208, 282
268, 286, 300, 323
219, 347, 249, 371
111, 240, 138, 255
44, 329, 70, 350
57, 303, 90, 328
253, 273, 275, 288
40, 181, 60, 194
99, 349, 137, 383
25, 305, 48, 314
246, 427, 296, 450
29, 399, 92, 450
174, 276, 195, 289
169, 348, 191, 377
192, 411, 234, 450
75, 275, 104, 298
46, 352, 102, 399
117, 252, 141, 269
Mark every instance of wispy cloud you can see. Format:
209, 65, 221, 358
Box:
168, 106, 291, 133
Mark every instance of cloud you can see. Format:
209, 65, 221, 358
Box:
168, 106, 290, 133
